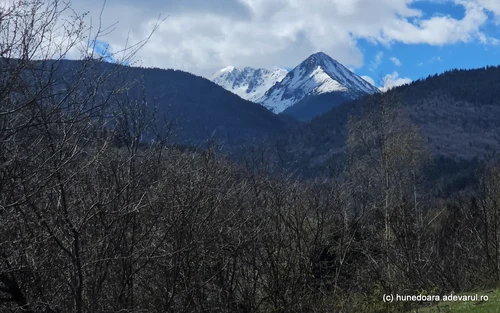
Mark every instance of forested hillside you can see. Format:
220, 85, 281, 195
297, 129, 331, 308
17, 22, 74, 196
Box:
45, 59, 294, 148
281, 91, 354, 121
120, 66, 294, 146
3, 1, 500, 313
252, 66, 500, 189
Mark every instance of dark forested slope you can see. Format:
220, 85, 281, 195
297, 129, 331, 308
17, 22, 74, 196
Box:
54, 60, 295, 147
253, 65, 500, 182
281, 91, 354, 121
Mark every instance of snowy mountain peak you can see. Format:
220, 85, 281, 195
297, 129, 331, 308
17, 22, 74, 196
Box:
220, 65, 236, 73
260, 52, 380, 113
211, 66, 287, 103
306, 51, 334, 63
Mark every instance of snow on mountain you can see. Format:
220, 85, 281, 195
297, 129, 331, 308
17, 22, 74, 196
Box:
210, 66, 288, 103
260, 52, 380, 113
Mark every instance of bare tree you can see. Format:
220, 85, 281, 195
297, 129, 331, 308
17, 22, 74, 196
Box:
0, 1, 164, 312
347, 93, 430, 291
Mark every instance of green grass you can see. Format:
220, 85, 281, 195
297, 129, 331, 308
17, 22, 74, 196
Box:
409, 289, 500, 313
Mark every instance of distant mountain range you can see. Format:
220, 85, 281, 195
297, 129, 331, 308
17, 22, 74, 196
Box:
52, 60, 294, 147
210, 66, 287, 103
50, 58, 500, 193
249, 64, 500, 192
260, 52, 380, 113
211, 52, 380, 120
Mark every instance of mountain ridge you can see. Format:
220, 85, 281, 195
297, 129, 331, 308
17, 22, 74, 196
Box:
53, 60, 294, 147
210, 66, 287, 103
251, 65, 500, 182
260, 52, 380, 113
211, 52, 379, 116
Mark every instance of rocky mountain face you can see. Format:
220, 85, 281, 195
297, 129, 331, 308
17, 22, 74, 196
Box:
259, 52, 380, 113
211, 52, 379, 117
210, 66, 287, 103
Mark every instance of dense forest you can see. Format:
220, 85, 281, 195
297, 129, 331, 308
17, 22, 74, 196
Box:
2, 1, 500, 313
250, 64, 500, 193
281, 92, 353, 121
49, 60, 294, 147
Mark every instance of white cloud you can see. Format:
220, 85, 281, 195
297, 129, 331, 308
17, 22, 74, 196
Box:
379, 1, 490, 45
430, 56, 442, 63
476, 0, 500, 27
475, 0, 500, 19
60, 0, 498, 76
370, 51, 384, 70
380, 71, 412, 92
390, 56, 402, 67
361, 75, 376, 87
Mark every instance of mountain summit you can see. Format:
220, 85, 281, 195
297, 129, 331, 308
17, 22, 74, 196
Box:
210, 66, 287, 103
260, 52, 380, 113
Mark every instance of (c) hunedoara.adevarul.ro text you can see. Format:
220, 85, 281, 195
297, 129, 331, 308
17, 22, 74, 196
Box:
383, 293, 489, 303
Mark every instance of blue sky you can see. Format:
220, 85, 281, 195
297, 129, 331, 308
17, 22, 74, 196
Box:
353, 0, 500, 89
69, 0, 500, 90
357, 40, 500, 88
92, 41, 116, 63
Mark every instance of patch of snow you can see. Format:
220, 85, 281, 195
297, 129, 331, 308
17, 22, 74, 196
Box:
211, 66, 287, 103
220, 65, 236, 73
259, 52, 380, 113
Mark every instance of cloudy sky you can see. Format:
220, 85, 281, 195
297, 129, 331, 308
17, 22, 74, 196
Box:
69, 0, 500, 90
